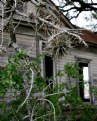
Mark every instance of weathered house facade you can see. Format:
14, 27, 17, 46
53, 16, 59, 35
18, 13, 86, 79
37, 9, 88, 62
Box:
59, 32, 97, 105
0, 0, 97, 106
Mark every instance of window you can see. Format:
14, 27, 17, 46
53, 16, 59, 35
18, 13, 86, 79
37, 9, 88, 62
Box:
75, 56, 92, 102
39, 40, 54, 86
44, 56, 53, 79
78, 62, 90, 102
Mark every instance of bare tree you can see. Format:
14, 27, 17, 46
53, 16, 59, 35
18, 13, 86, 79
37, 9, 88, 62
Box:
55, 0, 97, 20
0, 0, 86, 54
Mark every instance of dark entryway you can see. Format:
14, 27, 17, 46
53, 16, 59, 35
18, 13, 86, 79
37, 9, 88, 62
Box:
44, 56, 53, 85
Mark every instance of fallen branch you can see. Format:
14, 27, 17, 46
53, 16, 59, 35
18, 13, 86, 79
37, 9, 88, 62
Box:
16, 10, 87, 46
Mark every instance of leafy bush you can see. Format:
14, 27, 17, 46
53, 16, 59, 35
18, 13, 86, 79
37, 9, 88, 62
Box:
0, 51, 97, 121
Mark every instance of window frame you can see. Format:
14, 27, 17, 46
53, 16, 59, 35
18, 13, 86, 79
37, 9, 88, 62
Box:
39, 40, 57, 85
75, 56, 93, 103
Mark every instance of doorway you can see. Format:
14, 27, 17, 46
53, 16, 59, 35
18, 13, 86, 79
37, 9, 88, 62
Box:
44, 56, 53, 86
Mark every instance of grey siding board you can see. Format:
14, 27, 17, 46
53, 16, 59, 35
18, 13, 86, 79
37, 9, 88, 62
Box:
0, 33, 36, 67
16, 34, 36, 57
0, 57, 8, 67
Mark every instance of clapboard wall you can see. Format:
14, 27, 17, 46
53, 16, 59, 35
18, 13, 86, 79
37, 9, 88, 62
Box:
57, 46, 97, 105
0, 25, 36, 67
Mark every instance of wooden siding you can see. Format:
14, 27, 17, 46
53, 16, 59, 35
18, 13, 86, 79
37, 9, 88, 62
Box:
0, 32, 36, 66
56, 46, 97, 104
0, 31, 36, 102
16, 34, 36, 57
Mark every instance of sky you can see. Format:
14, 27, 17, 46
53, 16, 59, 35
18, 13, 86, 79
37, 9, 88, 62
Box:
52, 0, 97, 31
71, 11, 97, 31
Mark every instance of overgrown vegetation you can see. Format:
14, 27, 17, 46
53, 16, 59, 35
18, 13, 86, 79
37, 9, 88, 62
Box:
0, 50, 97, 121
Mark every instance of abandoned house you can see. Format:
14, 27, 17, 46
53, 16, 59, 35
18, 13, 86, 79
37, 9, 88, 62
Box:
0, 0, 97, 106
